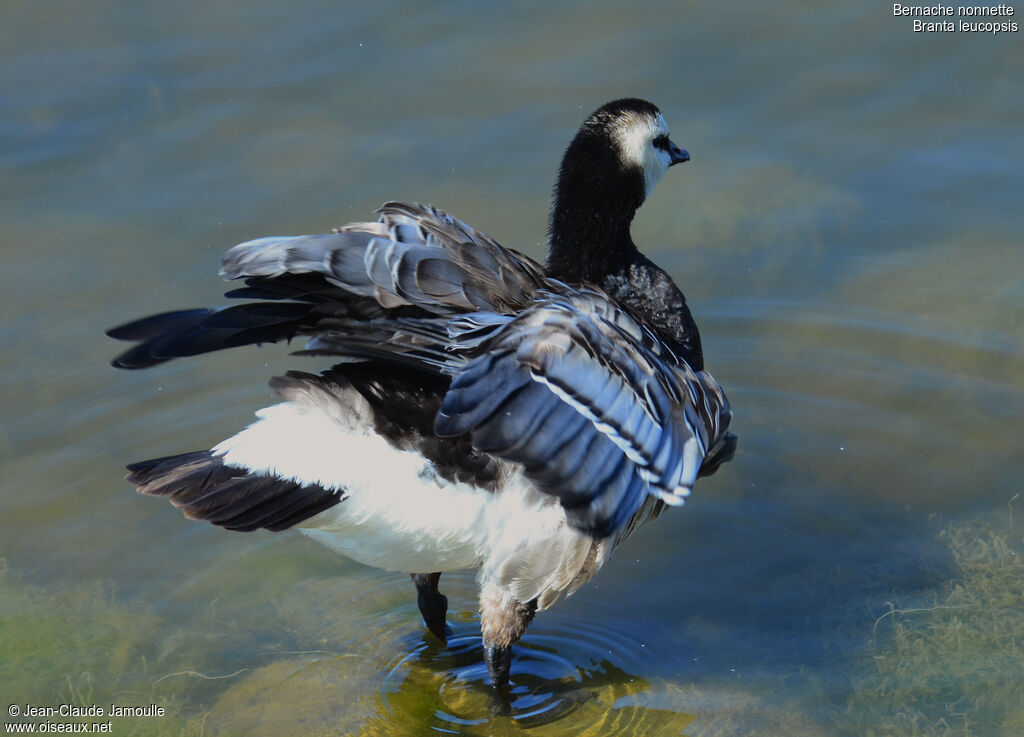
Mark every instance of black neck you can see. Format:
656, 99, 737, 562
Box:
545, 135, 645, 284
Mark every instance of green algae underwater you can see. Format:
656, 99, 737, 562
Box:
3, 509, 1021, 736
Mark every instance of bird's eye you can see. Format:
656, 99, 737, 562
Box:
653, 135, 671, 151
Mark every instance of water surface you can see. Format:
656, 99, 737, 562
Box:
2, 1, 1022, 735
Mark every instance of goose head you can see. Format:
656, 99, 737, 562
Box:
547, 98, 689, 282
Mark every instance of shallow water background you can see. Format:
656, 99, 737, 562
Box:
2, 1, 1022, 735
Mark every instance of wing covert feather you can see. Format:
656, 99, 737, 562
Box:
436, 288, 732, 537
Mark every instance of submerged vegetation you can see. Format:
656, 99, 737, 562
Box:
0, 561, 207, 736
2, 510, 1021, 736
850, 513, 1024, 737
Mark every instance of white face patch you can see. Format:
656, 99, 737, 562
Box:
612, 112, 673, 197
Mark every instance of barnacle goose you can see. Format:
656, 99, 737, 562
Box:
108, 98, 736, 691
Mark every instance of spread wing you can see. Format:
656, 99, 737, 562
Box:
220, 201, 545, 314
109, 203, 734, 539
108, 203, 546, 368
435, 287, 733, 537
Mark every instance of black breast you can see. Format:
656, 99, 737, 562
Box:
601, 253, 704, 371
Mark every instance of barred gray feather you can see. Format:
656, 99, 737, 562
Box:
435, 288, 733, 535
220, 203, 546, 316
110, 202, 732, 537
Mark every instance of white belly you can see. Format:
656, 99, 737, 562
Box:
211, 395, 580, 580
299, 469, 513, 573
297, 462, 603, 612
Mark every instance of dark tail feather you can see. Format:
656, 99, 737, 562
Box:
698, 431, 737, 478
126, 450, 345, 532
107, 303, 315, 369
107, 309, 216, 341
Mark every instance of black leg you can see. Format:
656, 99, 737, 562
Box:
479, 583, 537, 691
484, 643, 514, 715
483, 643, 513, 691
411, 572, 450, 644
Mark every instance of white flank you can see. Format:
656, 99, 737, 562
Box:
211, 387, 593, 595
